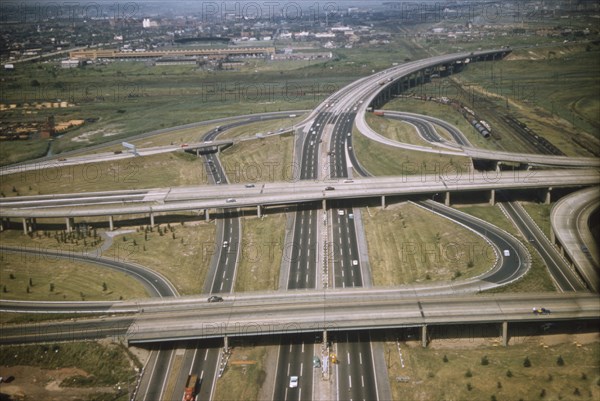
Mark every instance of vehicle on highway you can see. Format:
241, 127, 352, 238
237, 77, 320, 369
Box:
503, 249, 510, 257
208, 296, 223, 303
325, 186, 335, 191
338, 210, 345, 216
114, 150, 122, 154
58, 157, 67, 161
223, 240, 229, 248
181, 143, 188, 147
352, 260, 358, 266
183, 374, 198, 401
216, 179, 221, 184
226, 198, 236, 203
533, 307, 550, 315
313, 356, 321, 368
245, 184, 255, 188
347, 132, 351, 137
289, 376, 298, 388
215, 126, 221, 131
343, 179, 353, 183
348, 213, 354, 219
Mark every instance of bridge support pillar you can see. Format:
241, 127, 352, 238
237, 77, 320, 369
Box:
224, 335, 229, 353
322, 199, 327, 211
0, 218, 5, 232
205, 209, 210, 221
66, 217, 73, 232
22, 218, 28, 235
489, 190, 495, 206
544, 187, 552, 205
444, 192, 450, 206
149, 213, 155, 227
257, 205, 262, 218
381, 195, 386, 209
502, 321, 509, 346
421, 325, 428, 348
108, 216, 114, 231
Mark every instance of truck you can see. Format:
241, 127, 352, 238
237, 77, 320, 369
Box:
183, 374, 198, 401
373, 111, 385, 116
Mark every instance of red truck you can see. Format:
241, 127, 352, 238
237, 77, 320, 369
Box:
183, 374, 198, 401
373, 111, 385, 116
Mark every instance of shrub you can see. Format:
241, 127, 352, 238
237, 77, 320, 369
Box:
523, 356, 531, 367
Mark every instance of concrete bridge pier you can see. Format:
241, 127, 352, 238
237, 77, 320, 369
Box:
0, 218, 6, 232
149, 213, 155, 227
22, 218, 28, 235
205, 209, 210, 221
502, 321, 509, 346
108, 216, 114, 231
489, 189, 496, 206
381, 195, 386, 209
257, 205, 262, 218
65, 217, 74, 232
444, 192, 451, 206
421, 325, 428, 348
224, 335, 229, 353
322, 199, 327, 211
544, 187, 552, 205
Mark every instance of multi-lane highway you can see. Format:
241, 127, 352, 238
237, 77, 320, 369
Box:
1, 47, 599, 401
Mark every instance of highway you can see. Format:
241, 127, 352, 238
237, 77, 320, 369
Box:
1, 47, 599, 401
2, 292, 597, 345
1, 169, 598, 220
551, 187, 600, 292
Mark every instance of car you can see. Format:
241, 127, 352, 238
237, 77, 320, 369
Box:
289, 376, 298, 388
325, 186, 335, 191
352, 260, 358, 266
245, 184, 255, 188
503, 249, 510, 257
533, 307, 550, 315
226, 198, 236, 203
181, 143, 188, 147
223, 240, 229, 247
337, 210, 345, 216
348, 146, 352, 150
347, 132, 351, 137
216, 179, 221, 184
343, 179, 353, 183
208, 295, 223, 303
348, 213, 354, 219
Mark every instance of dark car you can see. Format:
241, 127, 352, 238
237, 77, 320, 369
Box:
208, 296, 223, 303
325, 186, 335, 191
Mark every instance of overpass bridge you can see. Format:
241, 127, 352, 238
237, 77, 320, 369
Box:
1, 169, 598, 232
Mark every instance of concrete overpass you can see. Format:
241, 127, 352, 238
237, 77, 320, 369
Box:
1, 169, 598, 232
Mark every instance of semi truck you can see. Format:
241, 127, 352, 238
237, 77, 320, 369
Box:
183, 374, 198, 401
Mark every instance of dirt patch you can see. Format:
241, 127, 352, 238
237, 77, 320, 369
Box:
0, 366, 117, 401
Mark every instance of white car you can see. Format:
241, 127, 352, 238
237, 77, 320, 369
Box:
289, 376, 298, 388
503, 249, 510, 257
352, 260, 358, 266
348, 213, 354, 219
337, 210, 345, 216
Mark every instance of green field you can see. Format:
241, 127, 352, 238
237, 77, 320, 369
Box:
214, 346, 268, 401
362, 202, 495, 286
0, 251, 148, 301
387, 337, 600, 401
352, 124, 472, 177
104, 222, 215, 296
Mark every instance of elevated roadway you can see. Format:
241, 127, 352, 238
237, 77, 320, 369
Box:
551, 187, 600, 292
1, 169, 598, 221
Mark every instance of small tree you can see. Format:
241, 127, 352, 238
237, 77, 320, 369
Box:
49, 283, 55, 292
481, 355, 489, 365
29, 278, 33, 287
574, 387, 581, 396
540, 388, 546, 398
443, 355, 448, 363
465, 369, 472, 378
497, 381, 502, 389
2, 285, 7, 293
523, 356, 531, 368
26, 286, 30, 293
466, 383, 472, 391
581, 373, 587, 380
102, 282, 107, 291
9, 273, 15, 279
506, 370, 513, 378
557, 355, 564, 366
491, 396, 497, 401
